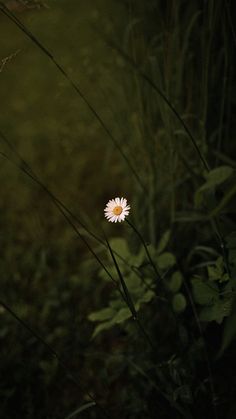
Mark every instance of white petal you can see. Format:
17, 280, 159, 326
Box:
104, 197, 130, 223
106, 203, 115, 210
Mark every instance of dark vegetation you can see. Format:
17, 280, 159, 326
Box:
0, 1, 236, 418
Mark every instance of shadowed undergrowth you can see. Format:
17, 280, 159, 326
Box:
0, 1, 236, 418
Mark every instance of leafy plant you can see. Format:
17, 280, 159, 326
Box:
191, 256, 233, 324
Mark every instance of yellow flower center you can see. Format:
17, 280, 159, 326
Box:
113, 205, 123, 216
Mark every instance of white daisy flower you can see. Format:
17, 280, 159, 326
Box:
104, 197, 130, 223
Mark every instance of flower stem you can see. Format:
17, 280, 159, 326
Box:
126, 219, 162, 282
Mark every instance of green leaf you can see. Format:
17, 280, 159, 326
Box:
92, 319, 115, 338
157, 252, 176, 269
113, 307, 132, 324
157, 230, 171, 254
203, 166, 234, 188
139, 290, 155, 304
199, 299, 232, 324
125, 274, 142, 293
207, 257, 225, 281
191, 278, 218, 305
167, 271, 183, 293
88, 307, 115, 322
65, 402, 96, 419
110, 299, 124, 310
195, 166, 234, 206
130, 247, 146, 267
172, 293, 187, 313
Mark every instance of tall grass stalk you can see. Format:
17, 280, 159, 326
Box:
105, 235, 155, 351
0, 1, 145, 192
1, 2, 234, 417
2, 2, 228, 273
104, 16, 231, 284
0, 150, 122, 287
0, 130, 144, 279
98, 34, 210, 173
0, 149, 161, 416
0, 150, 157, 349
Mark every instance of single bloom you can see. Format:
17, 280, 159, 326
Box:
104, 197, 130, 223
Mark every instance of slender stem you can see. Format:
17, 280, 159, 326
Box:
105, 235, 155, 351
103, 22, 230, 288
0, 151, 118, 287
126, 219, 162, 282
0, 145, 152, 316
134, 317, 155, 351
0, 130, 143, 282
